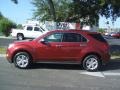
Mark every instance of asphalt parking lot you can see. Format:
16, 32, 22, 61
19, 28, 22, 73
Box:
0, 37, 120, 90
1, 56, 120, 90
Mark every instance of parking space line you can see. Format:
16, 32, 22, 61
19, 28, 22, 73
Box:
80, 71, 105, 78
103, 72, 120, 76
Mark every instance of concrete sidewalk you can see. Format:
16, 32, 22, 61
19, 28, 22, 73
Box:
0, 36, 16, 39
111, 56, 120, 59
0, 54, 6, 57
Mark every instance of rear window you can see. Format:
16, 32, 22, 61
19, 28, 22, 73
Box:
89, 33, 107, 43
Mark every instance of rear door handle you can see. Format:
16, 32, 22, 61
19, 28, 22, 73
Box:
80, 44, 87, 46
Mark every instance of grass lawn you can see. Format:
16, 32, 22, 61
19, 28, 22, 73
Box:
0, 47, 7, 54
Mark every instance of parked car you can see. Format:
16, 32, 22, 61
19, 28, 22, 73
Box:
11, 25, 48, 40
6, 30, 110, 71
111, 32, 120, 38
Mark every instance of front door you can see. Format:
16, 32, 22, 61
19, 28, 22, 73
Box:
36, 32, 64, 61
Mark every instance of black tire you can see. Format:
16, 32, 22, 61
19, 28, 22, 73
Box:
83, 55, 101, 72
17, 34, 24, 40
13, 52, 32, 69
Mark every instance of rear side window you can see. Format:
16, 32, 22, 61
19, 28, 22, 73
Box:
89, 34, 107, 42
62, 33, 87, 42
34, 27, 42, 32
34, 27, 40, 31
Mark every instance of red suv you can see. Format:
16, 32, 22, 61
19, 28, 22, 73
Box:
111, 32, 120, 38
6, 30, 110, 71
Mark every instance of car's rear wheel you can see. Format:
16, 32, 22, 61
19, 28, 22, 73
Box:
13, 52, 32, 69
17, 34, 24, 40
83, 55, 101, 72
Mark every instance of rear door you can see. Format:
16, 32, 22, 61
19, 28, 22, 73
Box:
59, 33, 88, 61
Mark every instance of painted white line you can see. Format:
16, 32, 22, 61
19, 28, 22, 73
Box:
103, 72, 120, 76
80, 71, 120, 77
80, 72, 105, 78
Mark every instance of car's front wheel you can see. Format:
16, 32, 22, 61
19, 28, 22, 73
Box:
13, 52, 32, 69
83, 55, 101, 72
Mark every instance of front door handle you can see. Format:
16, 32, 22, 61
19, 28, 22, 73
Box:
56, 45, 63, 47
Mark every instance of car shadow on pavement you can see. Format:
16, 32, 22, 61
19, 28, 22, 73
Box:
30, 63, 83, 70
102, 58, 120, 71
30, 58, 120, 71
110, 45, 120, 55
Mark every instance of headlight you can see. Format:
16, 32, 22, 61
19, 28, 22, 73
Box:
8, 44, 14, 49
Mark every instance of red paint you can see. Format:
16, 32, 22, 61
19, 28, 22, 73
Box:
6, 30, 110, 64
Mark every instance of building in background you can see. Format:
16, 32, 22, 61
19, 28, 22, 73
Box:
22, 20, 98, 32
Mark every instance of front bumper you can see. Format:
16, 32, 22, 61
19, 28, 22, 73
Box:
6, 49, 13, 63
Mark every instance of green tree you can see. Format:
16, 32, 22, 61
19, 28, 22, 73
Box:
47, 0, 56, 21
98, 28, 105, 34
32, 0, 120, 27
17, 24, 23, 29
0, 18, 16, 36
32, 0, 72, 22
72, 0, 120, 26
11, 0, 18, 4
0, 0, 17, 36
0, 12, 3, 20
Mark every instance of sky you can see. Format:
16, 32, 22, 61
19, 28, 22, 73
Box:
0, 0, 120, 28
0, 0, 33, 24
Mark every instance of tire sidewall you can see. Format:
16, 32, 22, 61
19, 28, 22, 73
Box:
83, 55, 101, 72
13, 52, 31, 69
17, 34, 24, 40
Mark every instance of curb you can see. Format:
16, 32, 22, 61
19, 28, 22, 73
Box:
111, 56, 120, 59
0, 36, 16, 39
0, 54, 6, 57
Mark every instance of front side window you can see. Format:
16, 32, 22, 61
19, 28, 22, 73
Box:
44, 33, 63, 42
62, 33, 87, 42
27, 26, 33, 31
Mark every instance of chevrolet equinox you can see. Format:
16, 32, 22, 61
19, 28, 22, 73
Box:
6, 30, 110, 71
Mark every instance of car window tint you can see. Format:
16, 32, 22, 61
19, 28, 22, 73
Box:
89, 33, 107, 43
34, 27, 39, 31
44, 33, 63, 42
27, 26, 33, 31
63, 33, 87, 42
34, 27, 43, 32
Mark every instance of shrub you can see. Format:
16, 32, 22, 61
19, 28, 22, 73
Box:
98, 28, 105, 34
17, 24, 23, 29
0, 18, 16, 36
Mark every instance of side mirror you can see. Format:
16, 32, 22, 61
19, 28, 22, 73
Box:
40, 39, 49, 45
